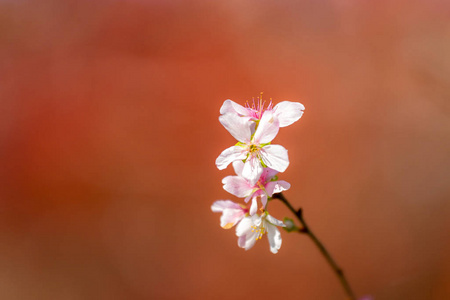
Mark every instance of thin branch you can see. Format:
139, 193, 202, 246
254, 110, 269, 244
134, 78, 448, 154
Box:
272, 192, 356, 300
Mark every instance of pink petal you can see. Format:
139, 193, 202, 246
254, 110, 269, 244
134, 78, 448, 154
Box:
211, 200, 241, 212
265, 180, 290, 196
252, 110, 280, 144
244, 194, 253, 203
219, 113, 252, 143
216, 146, 247, 170
260, 194, 268, 208
273, 180, 291, 194
261, 167, 279, 183
222, 176, 253, 198
220, 99, 251, 116
273, 101, 305, 127
260, 144, 289, 173
220, 208, 245, 229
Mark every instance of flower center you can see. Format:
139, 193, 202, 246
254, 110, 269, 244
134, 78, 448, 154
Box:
246, 143, 262, 163
245, 92, 273, 119
249, 144, 260, 153
251, 223, 267, 240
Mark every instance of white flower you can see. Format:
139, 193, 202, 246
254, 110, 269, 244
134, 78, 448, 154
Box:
222, 160, 290, 215
220, 98, 305, 127
211, 200, 247, 229
236, 213, 285, 254
215, 110, 289, 185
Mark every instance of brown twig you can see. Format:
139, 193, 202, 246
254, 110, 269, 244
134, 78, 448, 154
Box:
272, 192, 356, 300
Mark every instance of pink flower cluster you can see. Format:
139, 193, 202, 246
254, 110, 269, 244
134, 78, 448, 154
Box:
212, 96, 305, 254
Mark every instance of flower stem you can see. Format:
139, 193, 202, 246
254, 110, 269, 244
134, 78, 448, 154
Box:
272, 192, 356, 300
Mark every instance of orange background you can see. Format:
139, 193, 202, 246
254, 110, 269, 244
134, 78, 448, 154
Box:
1, 0, 449, 299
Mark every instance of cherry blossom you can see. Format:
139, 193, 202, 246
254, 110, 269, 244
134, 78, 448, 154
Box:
235, 213, 285, 254
212, 96, 306, 255
222, 161, 291, 215
215, 110, 289, 185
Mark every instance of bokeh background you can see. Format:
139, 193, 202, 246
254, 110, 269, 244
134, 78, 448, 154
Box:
1, 0, 450, 299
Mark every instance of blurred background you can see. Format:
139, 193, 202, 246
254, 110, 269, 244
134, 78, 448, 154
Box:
1, 0, 449, 299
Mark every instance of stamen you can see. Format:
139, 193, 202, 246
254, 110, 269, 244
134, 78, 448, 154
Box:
251, 221, 267, 241
259, 92, 264, 119
245, 93, 275, 119
249, 144, 259, 153
268, 98, 273, 110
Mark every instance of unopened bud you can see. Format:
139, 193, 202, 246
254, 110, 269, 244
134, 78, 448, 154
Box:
282, 217, 298, 233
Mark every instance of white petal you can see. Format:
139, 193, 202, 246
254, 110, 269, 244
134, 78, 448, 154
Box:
252, 111, 280, 144
237, 235, 247, 248
260, 145, 289, 173
220, 99, 250, 116
211, 200, 241, 212
232, 160, 245, 177
236, 216, 253, 237
241, 156, 263, 185
219, 113, 252, 143
265, 180, 291, 196
249, 197, 258, 216
266, 214, 285, 227
267, 224, 282, 254
273, 101, 305, 127
236, 218, 259, 250
251, 214, 262, 226
216, 146, 247, 170
243, 232, 258, 250
222, 176, 253, 198
237, 216, 260, 251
